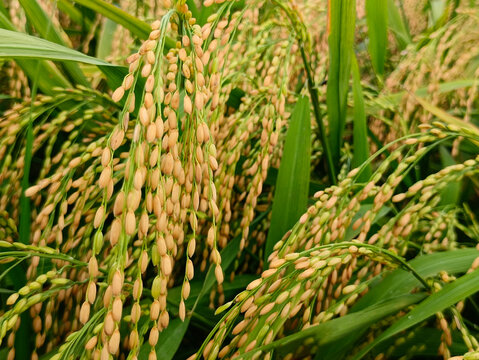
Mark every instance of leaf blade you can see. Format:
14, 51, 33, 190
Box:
264, 96, 311, 261
351, 55, 371, 180
366, 0, 388, 76
326, 0, 356, 166
353, 269, 479, 359
0, 29, 116, 66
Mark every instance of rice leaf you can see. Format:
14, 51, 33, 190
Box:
97, 18, 118, 60
264, 96, 311, 261
353, 268, 479, 359
0, 12, 70, 93
69, 0, 175, 50
18, 0, 89, 86
366, 0, 388, 76
326, 0, 356, 166
326, 248, 479, 358
0, 29, 116, 66
71, 0, 150, 38
387, 0, 411, 50
236, 294, 425, 359
353, 248, 479, 311
351, 56, 371, 181
438, 146, 461, 205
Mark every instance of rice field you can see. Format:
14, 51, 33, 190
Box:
0, 0, 479, 359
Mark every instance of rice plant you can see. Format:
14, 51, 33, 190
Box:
0, 0, 479, 359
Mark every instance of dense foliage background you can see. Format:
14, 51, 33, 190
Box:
1, 0, 479, 359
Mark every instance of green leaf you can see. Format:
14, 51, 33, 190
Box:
236, 294, 425, 359
387, 0, 411, 50
0, 29, 116, 66
353, 268, 479, 359
351, 56, 371, 181
438, 146, 460, 205
0, 12, 70, 93
353, 248, 479, 311
69, 0, 175, 50
18, 0, 89, 86
154, 318, 191, 360
325, 248, 479, 359
264, 96, 311, 261
326, 0, 356, 166
71, 0, 150, 38
97, 18, 118, 59
366, 0, 388, 76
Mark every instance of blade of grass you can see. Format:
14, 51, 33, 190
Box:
353, 248, 479, 311
236, 294, 425, 359
0, 29, 117, 65
351, 56, 371, 181
69, 0, 174, 50
353, 268, 479, 359
387, 0, 411, 50
19, 0, 89, 86
264, 96, 311, 261
299, 46, 336, 184
71, 0, 150, 38
438, 146, 461, 205
380, 79, 477, 106
96, 18, 117, 59
0, 12, 70, 93
326, 0, 356, 167
366, 0, 388, 77
325, 248, 479, 358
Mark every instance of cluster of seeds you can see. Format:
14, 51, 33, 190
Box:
193, 122, 479, 359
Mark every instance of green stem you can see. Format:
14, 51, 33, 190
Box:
300, 45, 337, 185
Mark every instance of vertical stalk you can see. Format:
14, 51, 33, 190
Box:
300, 45, 337, 185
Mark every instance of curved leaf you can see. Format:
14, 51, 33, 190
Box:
366, 0, 388, 76
264, 96, 311, 261
353, 268, 479, 359
69, 0, 175, 49
326, 0, 356, 166
0, 29, 115, 66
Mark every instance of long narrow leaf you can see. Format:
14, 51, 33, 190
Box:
326, 248, 479, 358
351, 56, 371, 180
0, 12, 70, 93
387, 0, 411, 50
18, 0, 89, 86
97, 18, 118, 59
438, 146, 461, 205
366, 0, 388, 76
71, 0, 150, 38
0, 29, 116, 66
326, 0, 356, 166
264, 96, 311, 261
236, 294, 424, 359
70, 0, 174, 50
353, 269, 479, 359
353, 248, 479, 311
